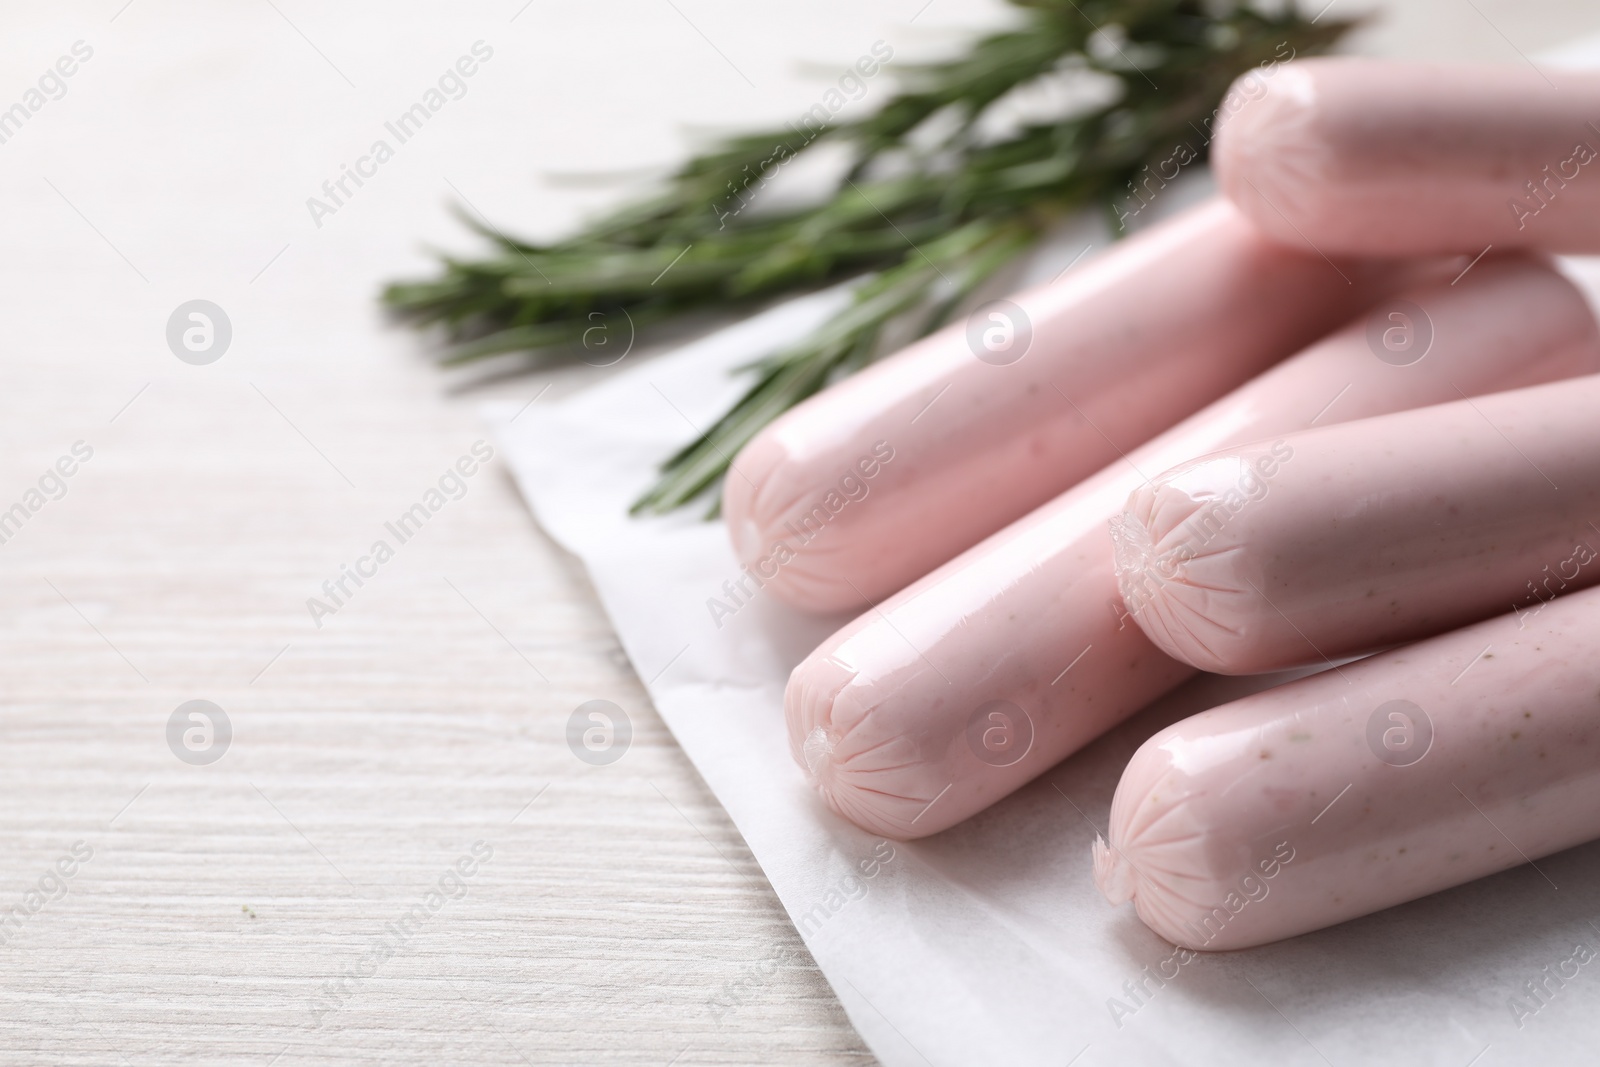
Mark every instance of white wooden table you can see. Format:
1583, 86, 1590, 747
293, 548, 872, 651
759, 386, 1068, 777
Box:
0, 1, 1594, 1063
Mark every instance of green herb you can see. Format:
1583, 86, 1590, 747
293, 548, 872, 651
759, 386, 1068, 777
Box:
383, 1, 1355, 515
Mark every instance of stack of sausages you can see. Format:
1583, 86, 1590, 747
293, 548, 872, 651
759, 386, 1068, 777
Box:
723, 58, 1600, 950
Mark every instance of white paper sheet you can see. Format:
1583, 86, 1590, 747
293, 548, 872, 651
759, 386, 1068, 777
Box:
488, 47, 1600, 1066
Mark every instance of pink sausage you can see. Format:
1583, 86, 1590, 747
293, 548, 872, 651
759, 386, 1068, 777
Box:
787, 256, 1600, 840
1115, 374, 1600, 675
1095, 582, 1600, 951
1215, 58, 1600, 256
724, 198, 1424, 613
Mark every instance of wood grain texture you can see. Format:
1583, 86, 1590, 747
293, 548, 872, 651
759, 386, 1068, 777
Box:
0, 387, 875, 1065
0, 0, 1595, 1063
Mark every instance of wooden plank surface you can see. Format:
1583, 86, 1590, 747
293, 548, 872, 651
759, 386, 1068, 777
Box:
0, 1, 1595, 1064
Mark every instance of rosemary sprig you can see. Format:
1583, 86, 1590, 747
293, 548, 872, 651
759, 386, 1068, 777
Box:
383, 1, 1356, 515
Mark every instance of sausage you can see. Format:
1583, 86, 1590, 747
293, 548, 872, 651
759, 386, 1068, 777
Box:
1094, 581, 1600, 951
1214, 57, 1600, 256
1115, 373, 1600, 675
723, 198, 1426, 613
787, 256, 1600, 839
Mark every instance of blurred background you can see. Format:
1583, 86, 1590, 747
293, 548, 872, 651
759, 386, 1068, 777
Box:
1, 1, 1598, 1063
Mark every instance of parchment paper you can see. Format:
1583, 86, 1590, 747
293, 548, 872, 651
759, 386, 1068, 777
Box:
487, 43, 1600, 1065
